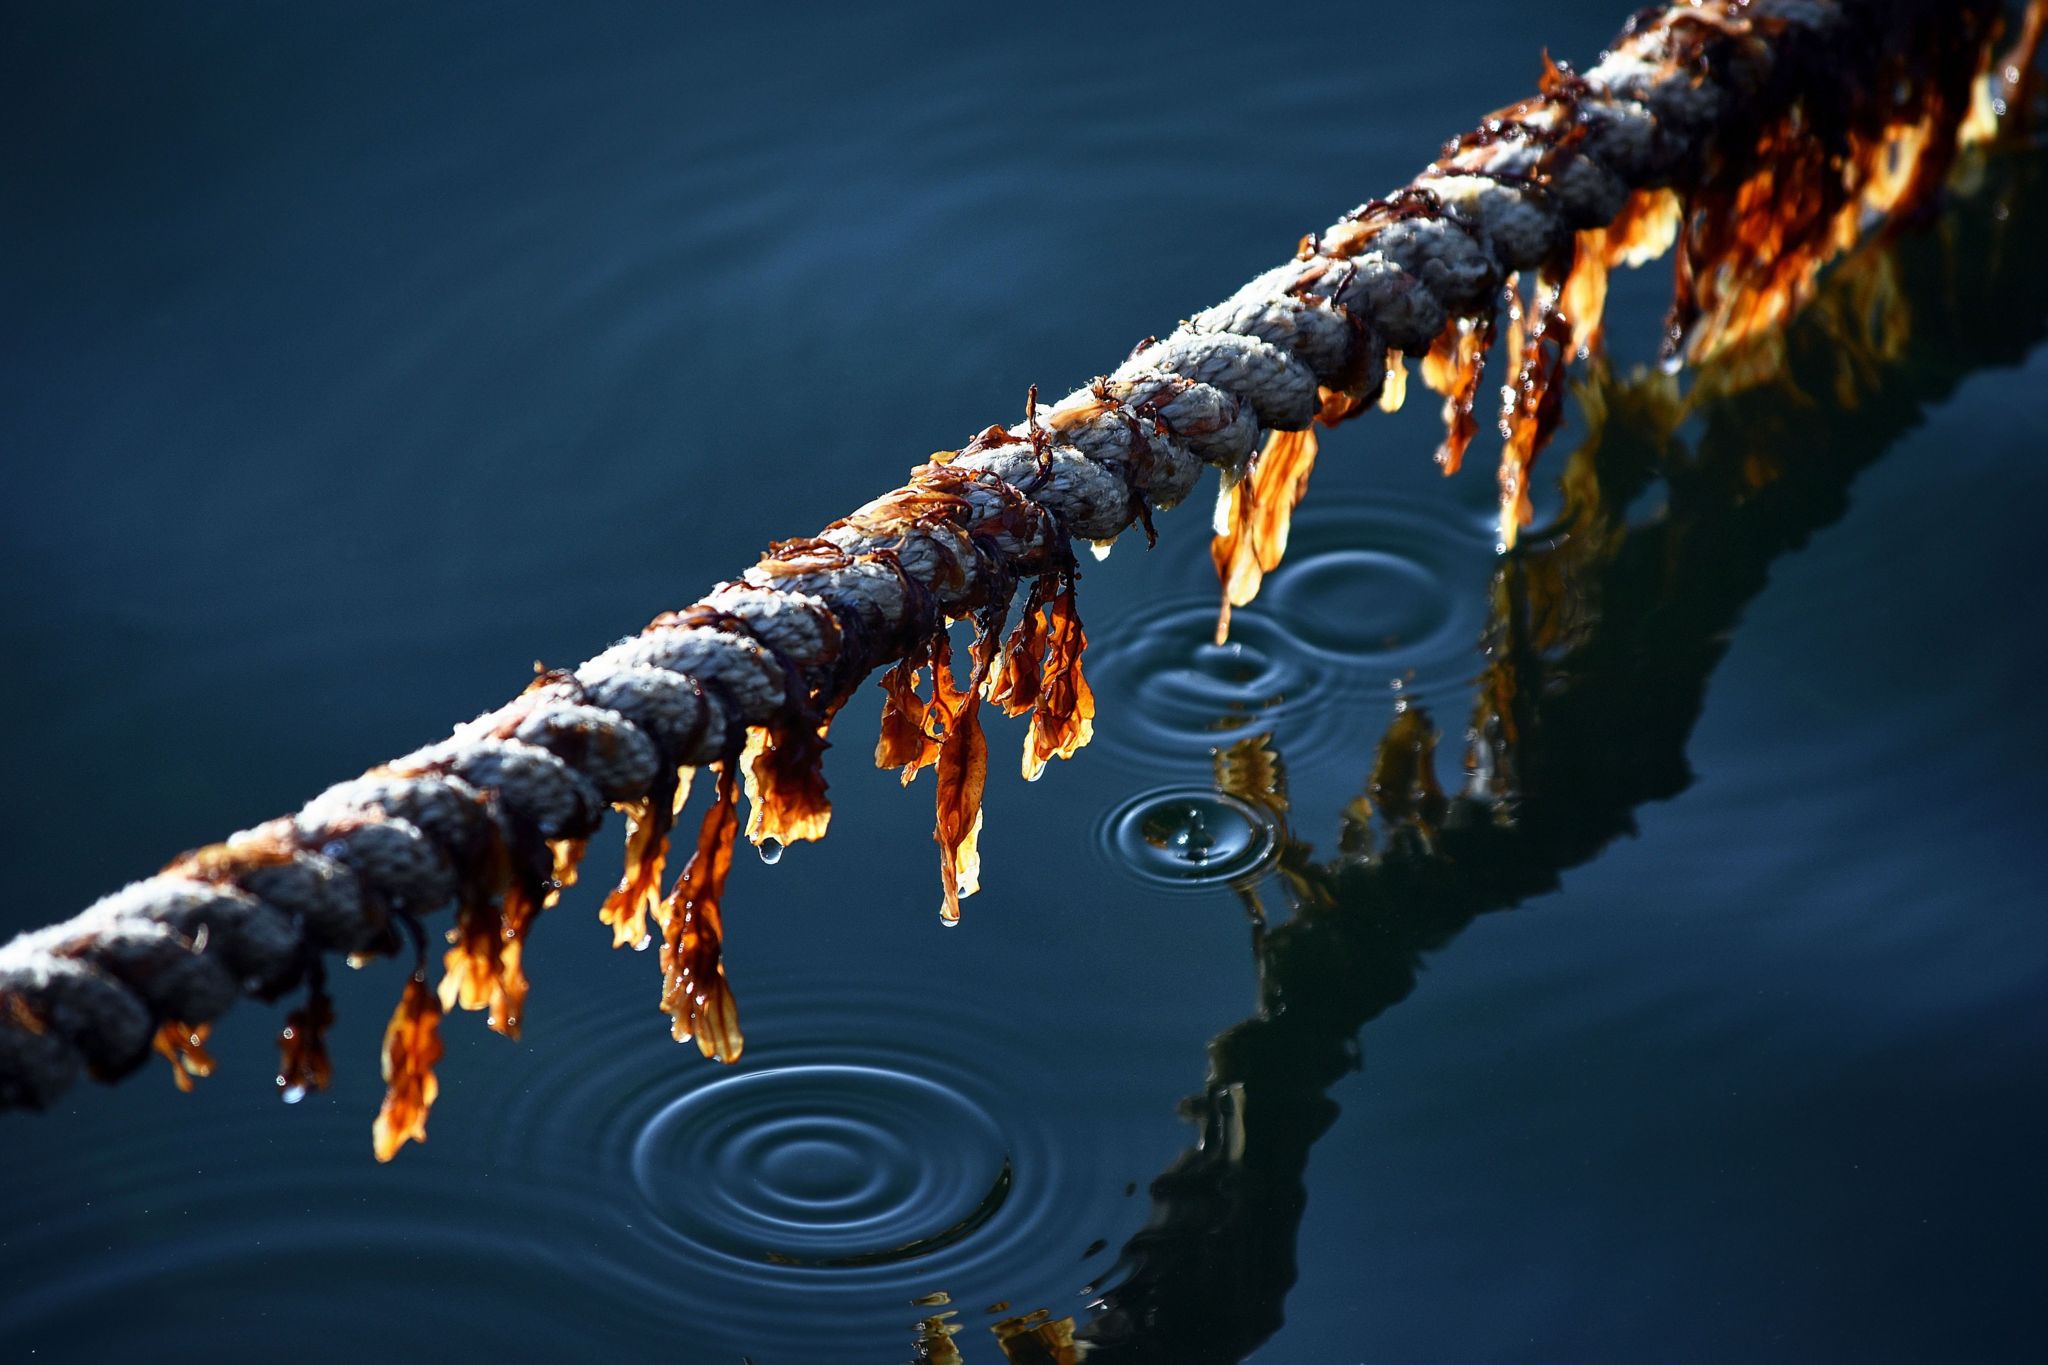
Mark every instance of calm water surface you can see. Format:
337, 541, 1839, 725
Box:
3, 3, 2045, 1362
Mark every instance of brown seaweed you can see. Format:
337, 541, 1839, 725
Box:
152, 1021, 215, 1094
932, 630, 990, 925
371, 976, 443, 1162
1023, 577, 1094, 782
877, 647, 943, 782
659, 761, 743, 1061
600, 766, 690, 949
1211, 427, 1321, 644
1420, 316, 1496, 476
1498, 271, 1577, 547
276, 976, 335, 1100
742, 717, 834, 847
988, 578, 1051, 720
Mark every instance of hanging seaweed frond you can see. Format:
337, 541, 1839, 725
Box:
371, 976, 443, 1162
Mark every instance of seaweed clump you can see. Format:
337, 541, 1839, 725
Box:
1211, 0, 2007, 635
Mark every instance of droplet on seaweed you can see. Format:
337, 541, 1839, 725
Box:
758, 837, 784, 866
634, 933, 653, 953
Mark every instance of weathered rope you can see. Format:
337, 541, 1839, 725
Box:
0, 0, 2028, 1158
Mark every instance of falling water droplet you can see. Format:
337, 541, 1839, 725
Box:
280, 1084, 307, 1105
757, 838, 784, 866
1102, 788, 1279, 887
1141, 802, 1221, 864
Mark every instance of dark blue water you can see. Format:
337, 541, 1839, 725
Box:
4, 3, 2045, 1361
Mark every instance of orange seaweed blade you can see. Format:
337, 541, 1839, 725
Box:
372, 977, 444, 1162
1498, 275, 1576, 548
1377, 350, 1409, 413
1606, 188, 1682, 268
1422, 318, 1495, 475
1560, 231, 1612, 358
934, 686, 988, 923
876, 656, 942, 782
1209, 426, 1320, 642
741, 715, 834, 848
153, 1021, 215, 1093
277, 985, 335, 1099
660, 763, 744, 1061
438, 897, 506, 1015
485, 876, 544, 1039
599, 769, 690, 948
988, 582, 1051, 719
1023, 580, 1095, 781
930, 624, 993, 922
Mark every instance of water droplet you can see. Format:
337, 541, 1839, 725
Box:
634, 934, 653, 953
280, 1084, 307, 1105
757, 837, 784, 866
1102, 788, 1279, 888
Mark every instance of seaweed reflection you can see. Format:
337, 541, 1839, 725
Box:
1063, 140, 2048, 1363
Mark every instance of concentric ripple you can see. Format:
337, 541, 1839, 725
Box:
631, 1063, 1011, 1267
472, 971, 1140, 1356
1254, 492, 1497, 695
1083, 599, 1347, 768
1101, 788, 1281, 889
1090, 492, 1498, 770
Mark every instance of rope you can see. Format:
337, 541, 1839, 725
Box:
0, 0, 2025, 1159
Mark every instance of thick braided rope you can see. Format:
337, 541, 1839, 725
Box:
0, 0, 2012, 1124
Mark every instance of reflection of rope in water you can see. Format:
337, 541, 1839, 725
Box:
1069, 138, 2048, 1364
0, 2, 2037, 1168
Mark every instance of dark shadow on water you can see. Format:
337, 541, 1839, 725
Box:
1064, 142, 2048, 1364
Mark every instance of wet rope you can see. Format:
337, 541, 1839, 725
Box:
0, 0, 2029, 1156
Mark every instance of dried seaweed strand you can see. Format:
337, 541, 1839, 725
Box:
660, 761, 744, 1061
371, 976, 443, 1161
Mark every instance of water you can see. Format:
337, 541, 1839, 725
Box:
4, 3, 2046, 1362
